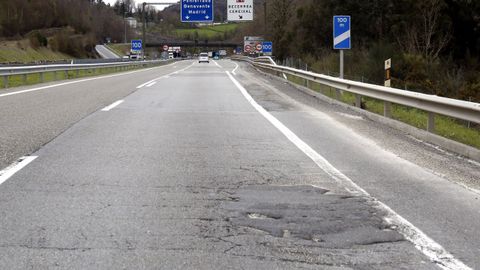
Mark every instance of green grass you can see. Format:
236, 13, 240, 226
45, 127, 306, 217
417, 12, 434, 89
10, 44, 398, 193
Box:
106, 44, 130, 57
173, 23, 239, 40
0, 46, 70, 63
285, 74, 480, 149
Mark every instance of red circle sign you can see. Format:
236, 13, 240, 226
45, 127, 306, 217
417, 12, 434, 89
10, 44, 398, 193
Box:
256, 43, 263, 51
163, 45, 169, 51
244, 45, 252, 52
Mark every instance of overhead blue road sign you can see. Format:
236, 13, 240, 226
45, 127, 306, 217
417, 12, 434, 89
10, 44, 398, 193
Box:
131, 39, 142, 53
181, 0, 214, 23
262, 42, 273, 55
333, 15, 351, 49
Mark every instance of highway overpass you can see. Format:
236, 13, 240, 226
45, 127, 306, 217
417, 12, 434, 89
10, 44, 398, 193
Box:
0, 59, 478, 269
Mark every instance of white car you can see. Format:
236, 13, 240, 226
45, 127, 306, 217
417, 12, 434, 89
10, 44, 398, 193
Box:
198, 53, 209, 63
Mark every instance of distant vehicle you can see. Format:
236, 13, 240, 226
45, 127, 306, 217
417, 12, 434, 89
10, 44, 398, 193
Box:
198, 52, 209, 63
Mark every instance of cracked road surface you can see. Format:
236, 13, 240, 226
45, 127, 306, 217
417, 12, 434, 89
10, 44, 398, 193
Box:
1, 60, 477, 269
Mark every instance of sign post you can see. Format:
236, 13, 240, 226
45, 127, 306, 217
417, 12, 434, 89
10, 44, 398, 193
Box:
333, 15, 351, 100
227, 0, 254, 21
333, 15, 351, 79
181, 0, 214, 23
384, 58, 392, 87
384, 58, 392, 117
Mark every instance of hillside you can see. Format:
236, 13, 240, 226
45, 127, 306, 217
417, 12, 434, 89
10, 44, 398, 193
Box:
0, 39, 72, 64
0, 0, 131, 61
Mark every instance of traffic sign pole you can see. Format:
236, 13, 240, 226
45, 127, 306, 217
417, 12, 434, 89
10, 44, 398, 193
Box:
340, 50, 344, 79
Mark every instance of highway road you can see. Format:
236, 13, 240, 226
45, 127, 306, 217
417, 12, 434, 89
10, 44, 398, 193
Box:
95, 45, 121, 59
0, 59, 479, 269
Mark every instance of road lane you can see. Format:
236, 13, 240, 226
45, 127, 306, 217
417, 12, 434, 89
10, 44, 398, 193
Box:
0, 60, 192, 169
235, 61, 480, 269
95, 45, 120, 59
0, 60, 436, 269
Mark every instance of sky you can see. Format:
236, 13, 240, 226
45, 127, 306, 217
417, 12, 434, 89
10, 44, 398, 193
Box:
103, 0, 175, 10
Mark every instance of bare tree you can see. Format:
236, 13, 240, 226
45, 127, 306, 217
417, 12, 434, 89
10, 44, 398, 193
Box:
398, 0, 451, 62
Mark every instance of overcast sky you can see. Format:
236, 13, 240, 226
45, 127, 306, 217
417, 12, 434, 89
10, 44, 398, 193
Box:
103, 0, 175, 10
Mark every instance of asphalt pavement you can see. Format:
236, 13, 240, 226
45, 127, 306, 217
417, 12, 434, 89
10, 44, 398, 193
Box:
0, 59, 478, 269
95, 45, 121, 59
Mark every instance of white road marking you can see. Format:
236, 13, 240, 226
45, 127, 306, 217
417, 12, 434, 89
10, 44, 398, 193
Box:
0, 61, 180, 98
0, 156, 37, 186
232, 61, 239, 75
101, 100, 124, 111
136, 62, 195, 89
213, 60, 222, 68
226, 71, 471, 270
145, 82, 157, 87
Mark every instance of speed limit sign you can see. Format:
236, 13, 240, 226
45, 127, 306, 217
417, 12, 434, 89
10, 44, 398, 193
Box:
163, 45, 169, 51
255, 43, 263, 52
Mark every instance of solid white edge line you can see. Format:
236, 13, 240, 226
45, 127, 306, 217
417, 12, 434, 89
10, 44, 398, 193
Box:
101, 100, 124, 111
0, 61, 181, 98
136, 62, 195, 89
0, 156, 37, 186
225, 70, 471, 270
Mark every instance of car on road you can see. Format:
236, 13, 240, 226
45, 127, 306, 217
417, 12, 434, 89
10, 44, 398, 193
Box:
198, 52, 209, 63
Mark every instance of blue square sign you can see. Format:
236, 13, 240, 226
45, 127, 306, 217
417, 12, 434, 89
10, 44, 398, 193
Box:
262, 42, 273, 55
181, 0, 214, 23
131, 39, 142, 53
333, 16, 351, 50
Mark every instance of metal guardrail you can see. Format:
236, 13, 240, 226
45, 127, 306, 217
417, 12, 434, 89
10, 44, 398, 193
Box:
232, 55, 480, 133
0, 59, 176, 88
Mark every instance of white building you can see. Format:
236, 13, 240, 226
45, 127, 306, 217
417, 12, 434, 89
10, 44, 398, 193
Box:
126, 17, 138, 28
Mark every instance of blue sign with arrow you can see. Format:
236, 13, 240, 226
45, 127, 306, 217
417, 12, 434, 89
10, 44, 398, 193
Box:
181, 0, 214, 23
333, 15, 351, 50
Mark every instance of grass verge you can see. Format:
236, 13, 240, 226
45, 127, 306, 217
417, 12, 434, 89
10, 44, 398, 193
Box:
285, 74, 480, 149
173, 24, 238, 40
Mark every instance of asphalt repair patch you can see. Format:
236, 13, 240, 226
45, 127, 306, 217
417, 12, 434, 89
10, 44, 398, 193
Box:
216, 185, 436, 269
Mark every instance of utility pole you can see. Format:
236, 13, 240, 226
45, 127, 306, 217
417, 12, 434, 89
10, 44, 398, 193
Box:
124, 12, 128, 44
264, 0, 267, 35
142, 2, 147, 60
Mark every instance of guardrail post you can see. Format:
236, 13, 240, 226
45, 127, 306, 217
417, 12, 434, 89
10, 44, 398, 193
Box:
53, 71, 57, 81
23, 74, 27, 84
384, 101, 392, 117
336, 89, 342, 100
40, 72, 44, 83
355, 94, 362, 108
3, 75, 8, 88
64, 70, 68, 79
427, 112, 435, 133
76, 69, 80, 77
